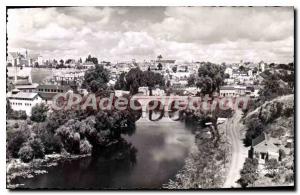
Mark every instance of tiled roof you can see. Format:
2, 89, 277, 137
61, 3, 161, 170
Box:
37, 84, 71, 91
7, 92, 39, 99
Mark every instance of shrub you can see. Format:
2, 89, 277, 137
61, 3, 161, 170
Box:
18, 145, 34, 163
29, 138, 45, 159
30, 103, 48, 122
80, 139, 92, 154
40, 131, 62, 154
7, 130, 28, 158
8, 110, 27, 120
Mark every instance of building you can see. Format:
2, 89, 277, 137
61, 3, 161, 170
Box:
219, 86, 237, 97
7, 90, 43, 115
37, 85, 72, 104
220, 85, 259, 97
82, 62, 95, 69
249, 133, 280, 165
7, 50, 43, 67
15, 83, 39, 93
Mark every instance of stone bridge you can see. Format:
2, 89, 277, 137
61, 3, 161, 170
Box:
130, 95, 195, 120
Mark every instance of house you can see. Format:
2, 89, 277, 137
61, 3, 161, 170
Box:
220, 85, 258, 97
249, 133, 280, 165
220, 86, 236, 97
37, 85, 72, 104
7, 90, 43, 115
82, 62, 95, 69
15, 83, 39, 93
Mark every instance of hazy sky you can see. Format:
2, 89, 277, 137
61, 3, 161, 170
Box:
7, 7, 294, 63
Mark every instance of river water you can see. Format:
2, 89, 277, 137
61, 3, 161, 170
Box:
14, 118, 195, 189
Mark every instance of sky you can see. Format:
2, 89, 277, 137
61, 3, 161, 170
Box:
7, 7, 294, 63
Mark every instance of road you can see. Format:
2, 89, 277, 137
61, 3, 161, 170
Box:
223, 109, 248, 188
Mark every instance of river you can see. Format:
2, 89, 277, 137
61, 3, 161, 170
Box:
13, 118, 195, 189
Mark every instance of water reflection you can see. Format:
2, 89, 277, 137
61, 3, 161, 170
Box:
13, 118, 195, 189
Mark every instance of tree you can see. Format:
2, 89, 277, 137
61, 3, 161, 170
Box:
30, 103, 49, 122
244, 118, 265, 146
259, 74, 292, 101
172, 66, 177, 73
86, 54, 98, 65
125, 68, 145, 94
196, 62, 225, 95
59, 59, 64, 66
237, 158, 259, 188
187, 74, 196, 86
239, 65, 245, 72
82, 64, 110, 93
79, 58, 82, 63
157, 63, 163, 70
18, 144, 34, 163
157, 55, 163, 61
114, 72, 127, 90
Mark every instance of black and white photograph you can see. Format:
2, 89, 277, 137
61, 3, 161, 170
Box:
5, 5, 295, 190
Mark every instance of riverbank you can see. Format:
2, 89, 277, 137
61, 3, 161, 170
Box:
7, 153, 90, 189
163, 121, 232, 189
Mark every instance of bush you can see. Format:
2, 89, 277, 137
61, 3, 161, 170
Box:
7, 130, 28, 158
30, 103, 48, 122
8, 110, 27, 120
18, 145, 34, 163
40, 131, 62, 154
80, 139, 92, 154
29, 138, 45, 159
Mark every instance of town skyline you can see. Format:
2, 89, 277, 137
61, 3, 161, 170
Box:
7, 7, 294, 64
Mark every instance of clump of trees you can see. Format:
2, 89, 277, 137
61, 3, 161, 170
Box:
82, 64, 110, 93
115, 68, 165, 95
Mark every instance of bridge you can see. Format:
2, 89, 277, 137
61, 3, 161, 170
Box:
130, 95, 198, 121
129, 95, 248, 121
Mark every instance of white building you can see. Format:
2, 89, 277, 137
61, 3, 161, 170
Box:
7, 50, 43, 67
7, 90, 43, 116
220, 85, 259, 97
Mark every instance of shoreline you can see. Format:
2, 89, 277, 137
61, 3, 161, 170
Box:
6, 153, 91, 189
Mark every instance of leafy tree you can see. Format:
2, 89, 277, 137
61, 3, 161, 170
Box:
114, 72, 127, 90
30, 103, 49, 122
157, 63, 163, 70
59, 59, 64, 66
239, 65, 245, 72
7, 130, 29, 158
18, 144, 34, 163
237, 158, 259, 188
85, 54, 98, 65
80, 139, 92, 154
172, 66, 177, 73
259, 74, 292, 101
196, 62, 225, 95
244, 118, 265, 146
187, 74, 196, 86
28, 138, 45, 159
82, 64, 110, 93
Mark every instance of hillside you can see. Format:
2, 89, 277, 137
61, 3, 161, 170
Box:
241, 94, 294, 187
